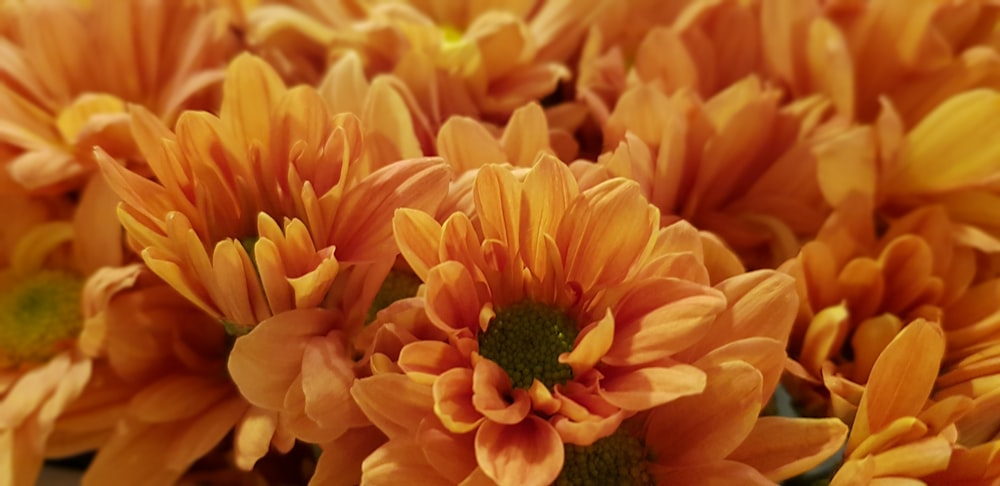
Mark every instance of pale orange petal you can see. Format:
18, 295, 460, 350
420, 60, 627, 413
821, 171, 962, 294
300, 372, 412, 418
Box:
433, 368, 484, 434
350, 374, 433, 440
471, 359, 530, 425
599, 364, 706, 411
227, 309, 336, 410
645, 361, 762, 466
728, 416, 848, 481
475, 416, 563, 486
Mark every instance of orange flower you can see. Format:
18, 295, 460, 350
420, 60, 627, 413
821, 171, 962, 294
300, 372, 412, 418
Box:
237, 0, 606, 127
352, 156, 801, 484
579, 0, 1000, 127
0, 197, 133, 486
0, 0, 237, 194
96, 53, 450, 329
78, 270, 287, 485
575, 77, 847, 268
782, 198, 977, 420
830, 319, 1000, 484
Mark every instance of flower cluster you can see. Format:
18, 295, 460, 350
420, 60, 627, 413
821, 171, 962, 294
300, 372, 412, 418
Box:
3, 1, 1000, 485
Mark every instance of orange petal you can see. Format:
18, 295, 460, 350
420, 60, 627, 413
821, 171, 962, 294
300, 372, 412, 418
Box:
425, 261, 482, 336
471, 359, 530, 425
644, 361, 762, 466
227, 309, 336, 410
604, 279, 725, 366
332, 157, 450, 262
599, 364, 706, 411
301, 335, 367, 436
519, 154, 577, 279
728, 416, 848, 481
433, 368, 484, 434
475, 416, 563, 486
393, 208, 444, 281
559, 308, 614, 376
350, 374, 433, 440
653, 460, 773, 486
219, 53, 286, 151
361, 437, 453, 486
399, 341, 467, 385
851, 319, 944, 451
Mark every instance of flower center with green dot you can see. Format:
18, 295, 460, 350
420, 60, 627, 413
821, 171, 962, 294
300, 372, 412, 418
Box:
366, 270, 422, 323
0, 270, 84, 367
555, 429, 654, 486
477, 301, 578, 390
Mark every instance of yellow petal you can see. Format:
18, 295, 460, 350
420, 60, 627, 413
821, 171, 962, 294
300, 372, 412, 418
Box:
888, 90, 1000, 195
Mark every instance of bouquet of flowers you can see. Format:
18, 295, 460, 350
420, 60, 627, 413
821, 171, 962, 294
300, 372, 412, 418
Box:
4, 0, 1000, 484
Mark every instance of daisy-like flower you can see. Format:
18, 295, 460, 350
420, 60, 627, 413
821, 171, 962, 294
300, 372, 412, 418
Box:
96, 52, 450, 330
352, 156, 804, 484
236, 0, 606, 127
0, 195, 134, 486
0, 0, 238, 194
576, 77, 847, 268
830, 319, 1000, 484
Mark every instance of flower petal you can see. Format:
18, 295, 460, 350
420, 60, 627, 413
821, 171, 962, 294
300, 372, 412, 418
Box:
727, 416, 848, 481
475, 416, 563, 486
599, 364, 706, 411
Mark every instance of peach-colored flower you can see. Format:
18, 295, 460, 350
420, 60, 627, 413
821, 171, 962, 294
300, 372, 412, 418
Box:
782, 198, 977, 421
236, 0, 607, 128
830, 320, 1000, 484
0, 0, 237, 194
77, 269, 287, 486
351, 156, 801, 485
0, 204, 132, 486
96, 53, 450, 329
575, 77, 848, 268
578, 0, 1000, 127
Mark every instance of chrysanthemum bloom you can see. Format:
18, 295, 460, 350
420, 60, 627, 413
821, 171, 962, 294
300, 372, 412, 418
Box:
578, 0, 1000, 129
236, 0, 606, 127
578, 0, 770, 123
97, 53, 449, 330
0, 0, 238, 194
805, 0, 1000, 126
574, 77, 849, 268
0, 208, 134, 486
781, 198, 977, 421
829, 319, 1000, 484
75, 269, 291, 486
351, 156, 803, 484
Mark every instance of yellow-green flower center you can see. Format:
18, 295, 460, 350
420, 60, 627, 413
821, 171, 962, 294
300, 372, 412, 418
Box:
366, 270, 422, 323
555, 429, 653, 486
0, 270, 84, 367
441, 24, 464, 46
477, 301, 578, 389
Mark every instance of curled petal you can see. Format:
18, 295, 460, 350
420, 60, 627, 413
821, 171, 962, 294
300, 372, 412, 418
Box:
433, 368, 484, 434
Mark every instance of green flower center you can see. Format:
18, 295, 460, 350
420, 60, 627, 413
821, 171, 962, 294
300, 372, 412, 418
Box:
366, 270, 422, 324
0, 270, 84, 367
477, 301, 578, 390
555, 429, 654, 486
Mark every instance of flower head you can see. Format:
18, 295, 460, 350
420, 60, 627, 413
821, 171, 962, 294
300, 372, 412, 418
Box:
352, 155, 801, 484
97, 53, 450, 329
0, 0, 237, 193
